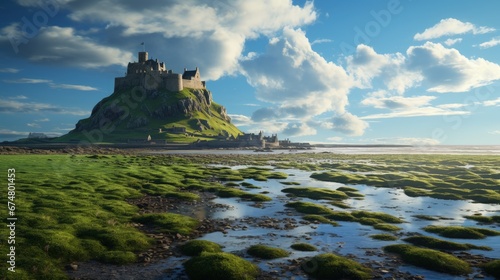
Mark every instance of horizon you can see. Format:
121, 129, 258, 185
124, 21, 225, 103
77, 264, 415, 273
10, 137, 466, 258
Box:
1, 1, 500, 145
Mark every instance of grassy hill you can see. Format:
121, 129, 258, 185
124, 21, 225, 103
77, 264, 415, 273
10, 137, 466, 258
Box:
56, 87, 242, 144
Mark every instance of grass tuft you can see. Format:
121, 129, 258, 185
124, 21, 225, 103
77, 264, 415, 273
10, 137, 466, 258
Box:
247, 244, 290, 259
302, 253, 372, 280
132, 213, 199, 235
180, 240, 223, 256
184, 252, 259, 280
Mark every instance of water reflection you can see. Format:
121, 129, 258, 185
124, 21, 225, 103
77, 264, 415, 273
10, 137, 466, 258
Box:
163, 166, 499, 279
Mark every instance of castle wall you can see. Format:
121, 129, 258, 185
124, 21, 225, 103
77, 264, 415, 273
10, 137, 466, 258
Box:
162, 74, 183, 92
182, 78, 205, 89
115, 73, 183, 92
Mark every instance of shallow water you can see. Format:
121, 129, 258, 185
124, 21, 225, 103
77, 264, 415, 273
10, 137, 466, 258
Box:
160, 167, 500, 279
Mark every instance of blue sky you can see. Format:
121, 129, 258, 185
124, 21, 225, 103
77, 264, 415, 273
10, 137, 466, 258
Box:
1, 0, 500, 145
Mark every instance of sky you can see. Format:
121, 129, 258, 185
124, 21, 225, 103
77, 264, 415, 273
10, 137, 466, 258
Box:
1, 0, 500, 145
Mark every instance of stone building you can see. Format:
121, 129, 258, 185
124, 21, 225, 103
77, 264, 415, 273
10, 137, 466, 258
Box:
114, 51, 206, 92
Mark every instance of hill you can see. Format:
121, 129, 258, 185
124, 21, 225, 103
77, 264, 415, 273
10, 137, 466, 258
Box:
57, 87, 242, 144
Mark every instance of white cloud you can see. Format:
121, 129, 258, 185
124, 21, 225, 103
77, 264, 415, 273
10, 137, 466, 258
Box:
414, 18, 495, 41
4, 78, 51, 84
362, 94, 436, 109
0, 129, 29, 138
0, 68, 20, 73
406, 42, 500, 93
361, 106, 470, 120
477, 37, 500, 49
9, 95, 28, 100
240, 27, 368, 136
444, 38, 462, 46
436, 103, 467, 109
0, 100, 89, 116
12, 0, 315, 79
282, 122, 317, 137
489, 130, 500, 135
347, 43, 500, 95
326, 113, 369, 136
482, 97, 500, 107
0, 25, 134, 68
3, 77, 98, 91
49, 83, 98, 91
346, 45, 422, 94
311, 38, 332, 45
27, 123, 40, 128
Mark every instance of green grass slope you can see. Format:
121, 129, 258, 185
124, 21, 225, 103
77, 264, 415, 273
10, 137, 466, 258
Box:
56, 87, 242, 144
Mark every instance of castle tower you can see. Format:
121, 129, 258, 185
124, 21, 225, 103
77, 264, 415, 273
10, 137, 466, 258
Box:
138, 52, 148, 63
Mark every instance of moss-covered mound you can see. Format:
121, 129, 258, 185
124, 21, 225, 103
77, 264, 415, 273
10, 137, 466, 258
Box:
481, 260, 500, 279
403, 236, 491, 251
303, 214, 339, 226
291, 243, 317, 251
370, 234, 398, 241
285, 201, 334, 215
423, 225, 500, 239
184, 252, 260, 280
247, 245, 290, 259
181, 240, 223, 256
384, 244, 471, 275
217, 188, 272, 201
464, 215, 500, 224
351, 210, 404, 224
282, 187, 349, 200
373, 223, 402, 232
302, 253, 372, 280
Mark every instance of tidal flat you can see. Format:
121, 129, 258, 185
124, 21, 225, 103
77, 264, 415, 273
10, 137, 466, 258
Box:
0, 152, 499, 279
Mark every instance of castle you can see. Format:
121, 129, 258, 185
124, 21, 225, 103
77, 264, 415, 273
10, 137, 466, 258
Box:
114, 51, 206, 92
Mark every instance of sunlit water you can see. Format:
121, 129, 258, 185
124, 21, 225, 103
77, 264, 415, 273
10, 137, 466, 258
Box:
159, 167, 499, 280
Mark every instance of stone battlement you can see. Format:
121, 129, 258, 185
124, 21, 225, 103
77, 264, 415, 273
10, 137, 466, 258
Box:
114, 51, 206, 92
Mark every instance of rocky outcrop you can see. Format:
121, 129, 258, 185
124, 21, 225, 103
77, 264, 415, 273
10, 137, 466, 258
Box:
153, 98, 204, 119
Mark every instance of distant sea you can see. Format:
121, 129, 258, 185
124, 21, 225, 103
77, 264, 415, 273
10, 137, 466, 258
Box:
152, 145, 500, 155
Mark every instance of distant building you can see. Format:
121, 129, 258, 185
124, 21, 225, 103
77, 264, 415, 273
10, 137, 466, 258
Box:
114, 51, 206, 92
28, 132, 48, 139
164, 126, 187, 134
